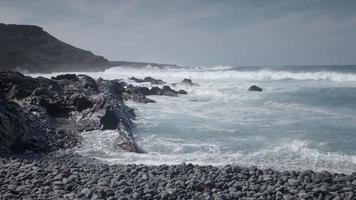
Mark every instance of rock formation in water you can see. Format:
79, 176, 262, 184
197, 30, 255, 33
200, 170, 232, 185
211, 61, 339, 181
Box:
172, 78, 200, 87
0, 23, 109, 73
180, 78, 200, 86
123, 85, 187, 103
129, 76, 166, 85
248, 85, 263, 92
0, 72, 188, 154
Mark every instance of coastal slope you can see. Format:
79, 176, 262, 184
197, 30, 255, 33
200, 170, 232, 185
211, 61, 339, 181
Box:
0, 23, 109, 73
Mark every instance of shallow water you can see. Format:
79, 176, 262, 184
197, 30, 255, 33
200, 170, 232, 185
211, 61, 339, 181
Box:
31, 65, 356, 174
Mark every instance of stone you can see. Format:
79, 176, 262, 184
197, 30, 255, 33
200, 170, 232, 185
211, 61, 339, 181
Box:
178, 89, 188, 95
78, 187, 92, 198
248, 85, 263, 92
15, 185, 27, 193
180, 78, 199, 86
288, 178, 299, 186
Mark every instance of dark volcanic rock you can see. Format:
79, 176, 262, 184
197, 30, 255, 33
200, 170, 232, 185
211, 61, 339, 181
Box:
0, 23, 109, 73
0, 154, 355, 200
129, 76, 166, 85
0, 99, 51, 153
0, 98, 78, 154
160, 86, 178, 96
0, 71, 140, 153
178, 89, 188, 95
248, 85, 263, 92
143, 76, 166, 85
123, 85, 156, 104
123, 84, 186, 103
180, 78, 199, 86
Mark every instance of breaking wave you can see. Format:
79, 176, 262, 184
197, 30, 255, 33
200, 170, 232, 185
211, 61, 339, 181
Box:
103, 65, 356, 82
76, 134, 356, 174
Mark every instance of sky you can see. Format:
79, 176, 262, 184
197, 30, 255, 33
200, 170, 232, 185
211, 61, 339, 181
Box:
1, 0, 356, 66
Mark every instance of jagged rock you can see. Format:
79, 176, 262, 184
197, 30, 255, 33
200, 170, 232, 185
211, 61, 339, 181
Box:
180, 78, 199, 86
0, 98, 77, 154
178, 90, 188, 95
0, 99, 50, 153
0, 71, 39, 99
123, 84, 184, 103
160, 86, 178, 96
0, 71, 140, 153
123, 93, 156, 104
248, 85, 263, 92
100, 110, 119, 130
51, 74, 79, 81
129, 76, 166, 85
123, 85, 156, 103
150, 87, 161, 95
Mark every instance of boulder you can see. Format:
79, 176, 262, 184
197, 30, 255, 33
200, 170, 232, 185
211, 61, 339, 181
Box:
248, 85, 263, 92
0, 71, 140, 153
178, 90, 188, 95
143, 76, 166, 85
51, 74, 79, 81
129, 76, 166, 85
180, 78, 199, 86
123, 85, 184, 103
160, 86, 178, 96
0, 98, 77, 153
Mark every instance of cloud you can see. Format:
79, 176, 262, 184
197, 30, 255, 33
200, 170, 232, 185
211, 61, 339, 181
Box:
0, 6, 27, 23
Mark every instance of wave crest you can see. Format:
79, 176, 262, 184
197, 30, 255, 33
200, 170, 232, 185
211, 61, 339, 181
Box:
105, 66, 356, 82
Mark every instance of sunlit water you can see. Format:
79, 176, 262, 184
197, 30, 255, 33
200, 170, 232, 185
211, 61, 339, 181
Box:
30, 65, 356, 174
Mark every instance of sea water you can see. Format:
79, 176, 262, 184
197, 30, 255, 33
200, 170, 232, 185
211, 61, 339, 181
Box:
31, 65, 356, 174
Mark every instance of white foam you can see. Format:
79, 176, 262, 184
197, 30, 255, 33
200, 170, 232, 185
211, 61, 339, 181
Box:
101, 66, 356, 82
27, 65, 356, 174
76, 134, 356, 173
264, 101, 332, 115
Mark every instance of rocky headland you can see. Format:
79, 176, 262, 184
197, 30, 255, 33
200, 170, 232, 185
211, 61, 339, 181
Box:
0, 24, 109, 73
0, 71, 355, 200
0, 23, 179, 73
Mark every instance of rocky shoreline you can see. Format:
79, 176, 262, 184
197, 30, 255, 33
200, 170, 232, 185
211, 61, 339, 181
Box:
1, 71, 355, 199
1, 153, 355, 200
0, 71, 187, 154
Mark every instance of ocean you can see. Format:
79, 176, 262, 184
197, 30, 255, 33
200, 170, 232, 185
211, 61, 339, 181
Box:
31, 65, 356, 174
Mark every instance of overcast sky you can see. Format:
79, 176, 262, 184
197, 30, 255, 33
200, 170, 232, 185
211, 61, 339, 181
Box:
1, 0, 356, 66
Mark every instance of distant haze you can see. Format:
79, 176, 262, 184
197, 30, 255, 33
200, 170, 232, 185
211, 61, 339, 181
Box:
1, 0, 356, 66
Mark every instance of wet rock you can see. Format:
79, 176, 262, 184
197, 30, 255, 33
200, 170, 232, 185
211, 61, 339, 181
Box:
160, 86, 178, 96
0, 98, 55, 153
0, 71, 139, 153
123, 84, 184, 103
248, 85, 263, 92
129, 76, 166, 85
100, 110, 119, 130
78, 187, 91, 198
178, 89, 188, 95
51, 74, 79, 81
143, 76, 166, 85
180, 78, 199, 86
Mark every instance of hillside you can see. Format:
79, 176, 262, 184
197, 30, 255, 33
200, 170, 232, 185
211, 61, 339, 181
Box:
0, 23, 109, 73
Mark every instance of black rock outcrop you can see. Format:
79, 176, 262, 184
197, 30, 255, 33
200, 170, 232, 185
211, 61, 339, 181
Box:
180, 78, 199, 86
0, 98, 69, 154
129, 76, 166, 85
0, 23, 109, 73
123, 84, 187, 103
0, 71, 140, 153
248, 85, 263, 92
